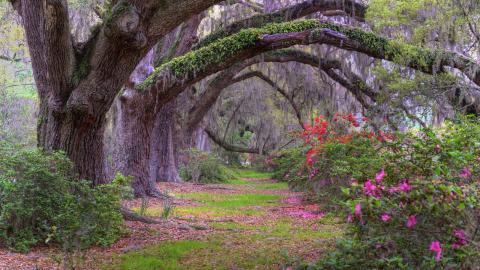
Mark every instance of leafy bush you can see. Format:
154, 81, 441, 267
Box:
270, 114, 384, 205
0, 143, 128, 252
269, 147, 309, 189
180, 149, 237, 183
289, 116, 480, 269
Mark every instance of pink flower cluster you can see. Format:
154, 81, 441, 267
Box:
348, 169, 474, 264
430, 241, 442, 261
406, 215, 417, 228
362, 170, 413, 198
388, 179, 411, 193
459, 167, 472, 178
287, 210, 325, 219
452, 229, 468, 249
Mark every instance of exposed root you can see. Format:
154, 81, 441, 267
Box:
120, 207, 162, 224
146, 188, 171, 199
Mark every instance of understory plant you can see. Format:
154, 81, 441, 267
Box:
180, 149, 237, 183
270, 114, 385, 205
287, 115, 480, 269
0, 143, 129, 252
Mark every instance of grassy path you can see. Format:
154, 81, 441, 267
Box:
0, 171, 342, 269
106, 171, 342, 270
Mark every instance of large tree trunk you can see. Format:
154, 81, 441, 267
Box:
149, 100, 182, 183
37, 88, 108, 185
115, 15, 203, 191
115, 93, 161, 196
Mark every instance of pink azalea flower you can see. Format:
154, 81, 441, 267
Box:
375, 169, 386, 183
346, 214, 353, 223
388, 186, 399, 193
406, 215, 417, 228
354, 203, 362, 216
429, 241, 442, 261
381, 213, 391, 222
459, 167, 472, 178
399, 179, 411, 192
363, 180, 377, 196
452, 229, 468, 249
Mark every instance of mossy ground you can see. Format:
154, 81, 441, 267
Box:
109, 170, 343, 270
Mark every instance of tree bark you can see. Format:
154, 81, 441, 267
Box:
11, 0, 225, 186
149, 100, 182, 183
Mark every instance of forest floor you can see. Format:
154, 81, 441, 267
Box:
0, 171, 343, 270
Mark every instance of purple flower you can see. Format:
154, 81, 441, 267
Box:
429, 241, 442, 262
399, 180, 411, 192
363, 180, 377, 196
346, 214, 353, 223
459, 167, 472, 178
354, 203, 362, 216
452, 229, 468, 249
375, 169, 386, 183
406, 215, 417, 228
381, 213, 391, 222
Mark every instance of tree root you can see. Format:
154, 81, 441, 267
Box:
146, 188, 171, 199
120, 207, 162, 224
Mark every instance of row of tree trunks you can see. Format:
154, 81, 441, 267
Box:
110, 15, 204, 196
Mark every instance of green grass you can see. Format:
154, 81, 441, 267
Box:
116, 240, 210, 270
175, 205, 265, 218
233, 169, 274, 179
227, 178, 288, 190
132, 193, 280, 218
113, 169, 344, 270
178, 192, 282, 207
112, 217, 343, 270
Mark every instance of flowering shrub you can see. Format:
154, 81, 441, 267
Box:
277, 115, 480, 269
323, 174, 480, 269
270, 114, 387, 206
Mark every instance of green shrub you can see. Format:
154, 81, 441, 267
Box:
270, 147, 309, 189
180, 149, 237, 183
292, 117, 480, 269
270, 116, 382, 206
0, 143, 128, 252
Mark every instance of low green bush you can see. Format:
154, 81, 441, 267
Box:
180, 149, 237, 183
0, 143, 128, 252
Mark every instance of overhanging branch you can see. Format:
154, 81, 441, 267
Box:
195, 0, 367, 49
205, 128, 267, 154
139, 19, 480, 113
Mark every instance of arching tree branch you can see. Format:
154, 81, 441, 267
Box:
140, 19, 480, 115
195, 0, 367, 49
204, 128, 267, 154
235, 71, 305, 127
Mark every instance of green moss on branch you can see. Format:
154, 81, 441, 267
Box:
138, 19, 460, 91
137, 20, 320, 90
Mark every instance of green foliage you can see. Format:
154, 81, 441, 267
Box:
271, 138, 382, 208
0, 143, 128, 252
270, 147, 309, 189
180, 149, 237, 183
299, 118, 480, 269
160, 196, 175, 220
139, 17, 450, 101
138, 20, 320, 89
